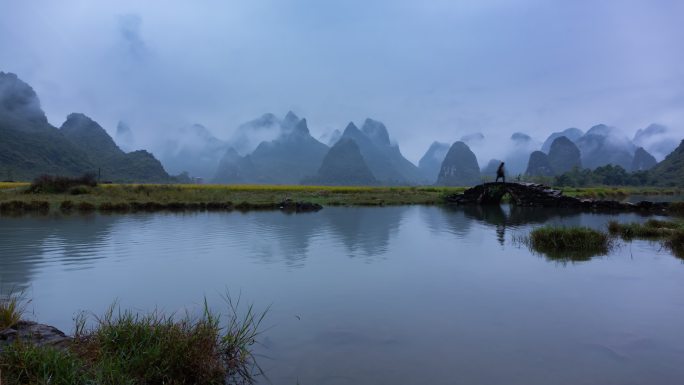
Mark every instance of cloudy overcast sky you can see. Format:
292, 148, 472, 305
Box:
1, 0, 683, 162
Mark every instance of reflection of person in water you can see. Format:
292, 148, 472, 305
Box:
496, 162, 506, 183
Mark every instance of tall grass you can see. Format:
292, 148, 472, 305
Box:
0, 288, 28, 330
0, 296, 268, 385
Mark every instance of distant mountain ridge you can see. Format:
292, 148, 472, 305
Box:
0, 71, 170, 182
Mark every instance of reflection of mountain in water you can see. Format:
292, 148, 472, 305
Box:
321, 207, 406, 259
245, 207, 407, 264
0, 214, 129, 290
249, 211, 327, 267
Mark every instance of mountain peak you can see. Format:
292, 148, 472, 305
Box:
61, 112, 123, 158
0, 71, 48, 125
282, 111, 300, 131
511, 132, 532, 142
361, 118, 390, 147
294, 118, 310, 135
586, 124, 612, 137
343, 122, 360, 135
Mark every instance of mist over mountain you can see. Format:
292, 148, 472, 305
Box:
0, 72, 93, 180
303, 138, 377, 186
3, 71, 684, 187
482, 159, 506, 178
633, 124, 679, 161
541, 128, 584, 153
460, 133, 485, 145
115, 121, 135, 152
155, 123, 229, 179
503, 132, 538, 176
227, 113, 281, 156
418, 142, 450, 183
319, 129, 342, 147
575, 124, 635, 170
213, 114, 329, 184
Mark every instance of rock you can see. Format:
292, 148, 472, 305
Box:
525, 151, 554, 177
548, 136, 582, 174
0, 321, 72, 351
436, 141, 481, 186
279, 199, 323, 213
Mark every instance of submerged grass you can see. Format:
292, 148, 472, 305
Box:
520, 226, 613, 262
608, 219, 684, 259
0, 295, 268, 385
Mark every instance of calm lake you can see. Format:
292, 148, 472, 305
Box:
1, 206, 683, 385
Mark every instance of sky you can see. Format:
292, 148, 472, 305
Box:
1, 0, 683, 163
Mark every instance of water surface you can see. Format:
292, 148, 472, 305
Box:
1, 206, 683, 385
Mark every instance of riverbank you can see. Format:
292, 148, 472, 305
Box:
0, 183, 463, 214
1, 183, 681, 214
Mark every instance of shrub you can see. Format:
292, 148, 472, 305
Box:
27, 174, 97, 194
77, 202, 96, 212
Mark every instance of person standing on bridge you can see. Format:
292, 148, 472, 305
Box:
496, 162, 506, 183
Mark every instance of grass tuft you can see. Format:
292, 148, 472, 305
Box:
0, 296, 268, 385
521, 226, 612, 261
0, 289, 28, 330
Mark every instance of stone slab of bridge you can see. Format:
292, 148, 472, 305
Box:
443, 182, 671, 214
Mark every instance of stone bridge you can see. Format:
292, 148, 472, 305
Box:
443, 182, 671, 213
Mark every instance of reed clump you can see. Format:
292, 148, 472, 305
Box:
0, 296, 267, 385
0, 290, 27, 330
522, 226, 613, 261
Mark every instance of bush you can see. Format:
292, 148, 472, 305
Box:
60, 200, 74, 211
27, 174, 97, 194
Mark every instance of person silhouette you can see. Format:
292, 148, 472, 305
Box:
496, 162, 506, 183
